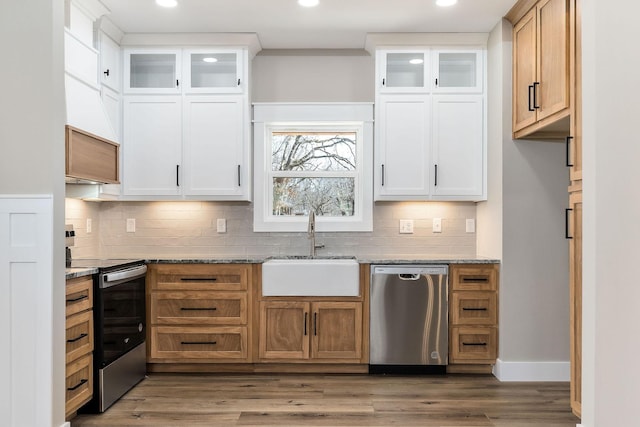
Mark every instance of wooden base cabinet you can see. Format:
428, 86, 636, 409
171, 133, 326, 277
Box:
259, 301, 363, 362
147, 264, 253, 364
65, 276, 94, 419
449, 264, 499, 365
569, 189, 582, 417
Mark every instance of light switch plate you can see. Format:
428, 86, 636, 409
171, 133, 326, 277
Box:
86, 218, 92, 234
433, 218, 442, 233
217, 218, 227, 233
399, 219, 414, 234
126, 218, 136, 233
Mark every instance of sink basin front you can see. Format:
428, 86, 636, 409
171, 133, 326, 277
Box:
262, 258, 360, 296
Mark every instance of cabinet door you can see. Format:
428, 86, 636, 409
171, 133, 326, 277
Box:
99, 32, 121, 92
433, 50, 483, 93
378, 50, 430, 93
124, 49, 181, 94
183, 96, 247, 198
183, 49, 243, 94
122, 96, 182, 196
311, 302, 362, 360
537, 0, 570, 122
513, 7, 538, 132
431, 95, 484, 199
375, 95, 430, 200
259, 302, 310, 360
569, 190, 582, 416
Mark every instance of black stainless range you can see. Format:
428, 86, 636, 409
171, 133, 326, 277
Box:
72, 259, 147, 412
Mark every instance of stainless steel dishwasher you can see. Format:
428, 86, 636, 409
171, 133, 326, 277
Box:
370, 265, 448, 374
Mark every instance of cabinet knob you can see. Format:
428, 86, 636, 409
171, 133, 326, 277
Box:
103, 69, 110, 77
237, 78, 241, 86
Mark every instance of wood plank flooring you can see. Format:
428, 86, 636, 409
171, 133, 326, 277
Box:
70, 374, 580, 427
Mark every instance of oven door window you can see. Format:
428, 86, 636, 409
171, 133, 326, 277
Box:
98, 277, 146, 366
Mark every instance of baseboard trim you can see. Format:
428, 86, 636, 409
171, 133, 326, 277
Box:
492, 358, 570, 381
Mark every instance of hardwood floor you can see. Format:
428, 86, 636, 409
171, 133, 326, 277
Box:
70, 374, 580, 427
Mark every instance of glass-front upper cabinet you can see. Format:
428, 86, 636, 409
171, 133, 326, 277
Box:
124, 49, 182, 94
432, 49, 483, 93
183, 49, 244, 94
378, 50, 430, 93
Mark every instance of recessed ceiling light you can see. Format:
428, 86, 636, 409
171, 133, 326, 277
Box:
436, 0, 457, 6
156, 0, 178, 8
298, 0, 319, 7
202, 57, 218, 63
409, 58, 424, 65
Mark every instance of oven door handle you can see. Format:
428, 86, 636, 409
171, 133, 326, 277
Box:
102, 265, 147, 288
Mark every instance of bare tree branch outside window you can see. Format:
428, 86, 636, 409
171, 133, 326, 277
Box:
271, 132, 357, 217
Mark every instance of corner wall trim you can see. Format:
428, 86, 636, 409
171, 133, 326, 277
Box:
493, 358, 570, 382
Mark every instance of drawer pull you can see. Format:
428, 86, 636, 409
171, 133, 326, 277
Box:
180, 278, 218, 282
67, 378, 88, 391
66, 295, 88, 303
67, 333, 88, 343
181, 341, 217, 345
180, 307, 217, 311
462, 342, 487, 346
462, 277, 489, 282
462, 307, 488, 311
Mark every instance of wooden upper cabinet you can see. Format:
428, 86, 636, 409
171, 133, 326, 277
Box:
510, 0, 571, 139
65, 125, 120, 184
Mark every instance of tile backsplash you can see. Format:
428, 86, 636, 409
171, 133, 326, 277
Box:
65, 199, 477, 259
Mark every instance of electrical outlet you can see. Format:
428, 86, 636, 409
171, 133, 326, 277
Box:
399, 219, 414, 234
217, 218, 227, 233
86, 218, 92, 234
466, 219, 476, 233
126, 218, 136, 233
433, 218, 442, 233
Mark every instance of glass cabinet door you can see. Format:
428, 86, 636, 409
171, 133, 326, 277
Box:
433, 50, 483, 93
379, 50, 430, 92
124, 50, 181, 93
184, 49, 243, 93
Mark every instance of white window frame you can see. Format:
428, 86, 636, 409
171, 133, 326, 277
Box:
253, 103, 373, 232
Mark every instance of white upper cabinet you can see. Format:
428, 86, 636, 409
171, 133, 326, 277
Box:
99, 33, 121, 92
432, 50, 483, 93
375, 95, 431, 199
124, 49, 182, 94
374, 45, 487, 201
122, 96, 183, 196
183, 49, 244, 94
182, 96, 246, 197
431, 95, 484, 198
377, 49, 431, 93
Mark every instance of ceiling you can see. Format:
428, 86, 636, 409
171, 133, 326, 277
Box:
100, 0, 517, 49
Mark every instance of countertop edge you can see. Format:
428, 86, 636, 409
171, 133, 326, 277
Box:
65, 267, 99, 280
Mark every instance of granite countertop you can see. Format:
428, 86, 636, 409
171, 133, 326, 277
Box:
65, 267, 98, 280
145, 256, 500, 265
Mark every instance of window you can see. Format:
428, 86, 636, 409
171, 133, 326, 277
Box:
254, 104, 373, 232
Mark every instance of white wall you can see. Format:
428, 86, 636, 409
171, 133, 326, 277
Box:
481, 19, 570, 381
252, 50, 374, 102
581, 1, 640, 425
0, 0, 66, 426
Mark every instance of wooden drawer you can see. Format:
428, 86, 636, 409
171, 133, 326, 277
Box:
66, 310, 94, 364
450, 326, 497, 363
150, 326, 248, 360
65, 353, 93, 418
150, 264, 249, 291
66, 276, 93, 317
451, 291, 497, 326
151, 291, 247, 325
450, 264, 498, 291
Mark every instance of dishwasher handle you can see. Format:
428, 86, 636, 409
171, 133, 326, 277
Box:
398, 273, 421, 281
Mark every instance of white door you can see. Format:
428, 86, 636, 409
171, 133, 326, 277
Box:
431, 95, 484, 198
123, 96, 182, 196
432, 49, 483, 93
183, 49, 244, 94
123, 49, 182, 94
375, 94, 430, 200
182, 96, 246, 198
